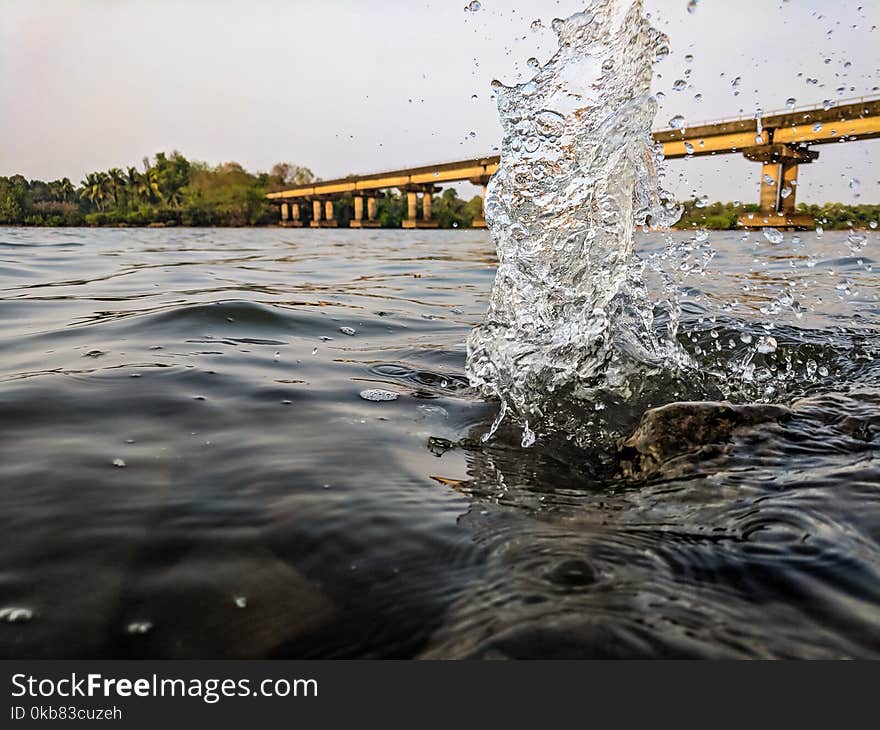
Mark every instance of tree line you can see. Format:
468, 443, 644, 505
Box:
674, 199, 879, 230
0, 152, 484, 228
1, 154, 873, 229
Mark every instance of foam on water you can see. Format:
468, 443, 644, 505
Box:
466, 0, 684, 442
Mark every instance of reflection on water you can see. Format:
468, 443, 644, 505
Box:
0, 227, 878, 658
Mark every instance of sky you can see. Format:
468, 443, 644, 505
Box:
1, 0, 877, 204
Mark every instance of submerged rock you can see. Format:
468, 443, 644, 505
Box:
618, 401, 790, 480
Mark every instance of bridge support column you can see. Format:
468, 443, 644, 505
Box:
280, 202, 290, 223
402, 186, 440, 229
351, 194, 380, 228
291, 202, 303, 226
403, 191, 418, 229
469, 175, 492, 228
739, 144, 818, 230
310, 199, 323, 228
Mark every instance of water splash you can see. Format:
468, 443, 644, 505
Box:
466, 0, 683, 442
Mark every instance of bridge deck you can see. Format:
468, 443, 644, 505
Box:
267, 96, 880, 201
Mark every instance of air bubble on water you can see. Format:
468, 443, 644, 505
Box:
763, 228, 783, 244
126, 621, 153, 635
669, 115, 686, 129
359, 389, 398, 402
0, 607, 34, 623
112, 458, 126, 468
339, 326, 357, 336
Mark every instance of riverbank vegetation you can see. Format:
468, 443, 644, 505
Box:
1, 154, 875, 229
673, 199, 879, 230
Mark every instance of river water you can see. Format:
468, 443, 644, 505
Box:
1, 226, 878, 658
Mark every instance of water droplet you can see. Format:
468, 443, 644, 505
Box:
731, 76, 741, 89
0, 607, 34, 623
849, 178, 860, 191
687, 0, 698, 14
234, 596, 248, 608
780, 186, 792, 199
763, 228, 783, 244
818, 366, 829, 377
684, 54, 694, 63
693, 93, 703, 102
465, 0, 481, 11
112, 458, 126, 468
521, 423, 536, 447
274, 351, 280, 361
786, 97, 797, 109
684, 141, 695, 155
530, 19, 543, 32
339, 326, 357, 336
311, 347, 318, 355
551, 17, 564, 32
672, 79, 687, 91
668, 115, 686, 129
527, 57, 540, 70
869, 220, 878, 229
816, 224, 824, 237
739, 333, 753, 344
126, 621, 153, 635
359, 389, 399, 402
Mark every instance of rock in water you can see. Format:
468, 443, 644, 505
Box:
617, 401, 790, 479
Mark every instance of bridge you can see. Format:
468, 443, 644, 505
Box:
267, 96, 880, 230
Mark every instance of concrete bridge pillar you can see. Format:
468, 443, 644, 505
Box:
351, 194, 380, 228
740, 144, 818, 230
280, 202, 290, 223
402, 186, 440, 229
291, 202, 301, 224
310, 199, 323, 227
469, 175, 492, 228
405, 191, 418, 228
324, 200, 334, 222
780, 162, 799, 215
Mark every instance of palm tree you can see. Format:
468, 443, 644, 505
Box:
138, 167, 161, 203
59, 178, 74, 203
108, 168, 125, 208
125, 167, 140, 207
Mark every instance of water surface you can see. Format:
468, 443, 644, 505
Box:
1, 227, 878, 658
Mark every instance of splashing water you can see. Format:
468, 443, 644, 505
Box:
466, 1, 683, 443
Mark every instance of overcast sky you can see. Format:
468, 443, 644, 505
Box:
1, 0, 877, 204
